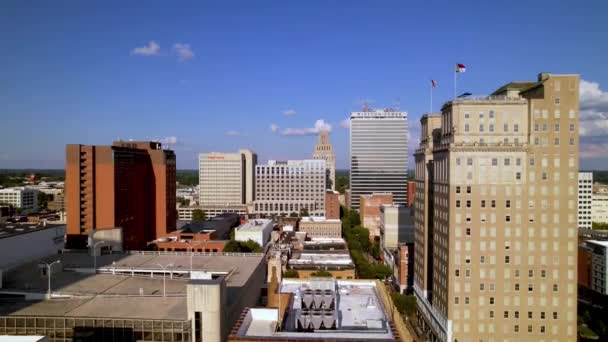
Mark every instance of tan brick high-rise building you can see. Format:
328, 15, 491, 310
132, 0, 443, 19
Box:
414, 73, 579, 341
66, 141, 176, 250
312, 129, 336, 190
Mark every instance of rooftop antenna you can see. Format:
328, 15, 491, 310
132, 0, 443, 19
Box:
362, 101, 369, 112
395, 96, 401, 111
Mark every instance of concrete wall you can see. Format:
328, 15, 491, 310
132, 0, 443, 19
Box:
0, 225, 65, 271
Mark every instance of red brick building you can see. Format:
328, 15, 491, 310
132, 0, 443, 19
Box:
360, 193, 393, 238
66, 141, 176, 250
325, 190, 340, 219
407, 181, 415, 208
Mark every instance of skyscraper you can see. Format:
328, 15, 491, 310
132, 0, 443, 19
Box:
198, 149, 257, 216
414, 73, 579, 341
65, 141, 176, 250
350, 109, 408, 209
578, 172, 593, 229
312, 129, 336, 190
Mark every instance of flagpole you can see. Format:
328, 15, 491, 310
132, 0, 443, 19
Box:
430, 82, 433, 113
454, 66, 457, 99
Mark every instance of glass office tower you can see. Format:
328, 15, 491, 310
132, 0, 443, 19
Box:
349, 109, 408, 209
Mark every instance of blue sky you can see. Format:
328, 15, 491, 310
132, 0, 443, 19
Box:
2, 0, 608, 170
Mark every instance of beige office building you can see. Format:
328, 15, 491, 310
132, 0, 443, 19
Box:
198, 149, 257, 208
414, 73, 579, 341
298, 216, 342, 238
312, 129, 336, 190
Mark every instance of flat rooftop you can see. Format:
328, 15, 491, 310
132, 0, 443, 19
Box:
588, 240, 608, 248
288, 253, 354, 267
300, 216, 341, 223
234, 279, 394, 340
238, 219, 273, 232
0, 222, 65, 240
0, 251, 264, 321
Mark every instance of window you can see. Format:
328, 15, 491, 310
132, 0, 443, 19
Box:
534, 123, 539, 132
479, 112, 484, 119
570, 137, 575, 145
505, 123, 509, 132
491, 200, 496, 208
490, 310, 494, 318
516, 172, 521, 180
489, 124, 494, 132
489, 110, 495, 118
555, 137, 560, 145
516, 158, 521, 166
479, 124, 484, 132
505, 256, 510, 264
515, 311, 519, 319
456, 186, 461, 194
569, 123, 575, 132
555, 98, 560, 104
466, 200, 471, 208
514, 124, 519, 132
465, 124, 470, 132
480, 283, 485, 291
515, 283, 519, 291
465, 297, 470, 304
528, 325, 533, 333
506, 215, 511, 222
455, 269, 460, 277
480, 255, 485, 263
504, 311, 509, 318
530, 158, 535, 166
528, 312, 533, 319
456, 158, 461, 166
467, 158, 473, 166
455, 296, 460, 304
543, 123, 548, 131
553, 312, 558, 320
555, 124, 560, 131
553, 284, 558, 292
541, 312, 545, 319
481, 200, 486, 208
541, 270, 546, 278
528, 284, 534, 292
467, 186, 471, 194
540, 326, 546, 334
514, 325, 519, 333
456, 200, 461, 208
529, 270, 534, 278
504, 158, 510, 166
490, 297, 495, 305
506, 200, 511, 208
542, 172, 548, 180
466, 228, 471, 236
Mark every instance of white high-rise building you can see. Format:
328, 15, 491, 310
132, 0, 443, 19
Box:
0, 187, 38, 210
578, 172, 593, 229
350, 109, 408, 209
254, 160, 326, 217
198, 149, 257, 207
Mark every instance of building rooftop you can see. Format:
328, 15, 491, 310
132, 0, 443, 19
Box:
288, 253, 354, 267
300, 216, 341, 223
0, 251, 264, 321
232, 279, 395, 340
238, 219, 273, 232
0, 222, 65, 240
588, 240, 608, 248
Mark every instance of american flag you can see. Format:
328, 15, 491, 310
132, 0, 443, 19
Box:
431, 80, 438, 88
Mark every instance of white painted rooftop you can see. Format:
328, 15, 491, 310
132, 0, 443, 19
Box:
589, 240, 608, 248
238, 219, 273, 232
288, 253, 353, 266
300, 216, 341, 223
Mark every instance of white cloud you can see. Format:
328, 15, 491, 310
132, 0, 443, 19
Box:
131, 41, 161, 56
340, 118, 350, 129
160, 136, 178, 145
275, 119, 332, 136
173, 43, 194, 62
225, 130, 240, 137
270, 123, 279, 133
579, 79, 608, 159
283, 109, 297, 116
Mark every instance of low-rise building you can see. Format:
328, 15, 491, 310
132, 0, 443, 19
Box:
383, 244, 414, 294
229, 278, 401, 341
0, 251, 266, 342
593, 192, 608, 224
579, 240, 608, 295
0, 187, 38, 210
150, 213, 240, 252
0, 222, 65, 270
235, 219, 273, 247
360, 193, 393, 239
298, 216, 341, 239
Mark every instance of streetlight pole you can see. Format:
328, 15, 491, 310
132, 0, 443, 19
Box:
93, 240, 106, 273
44, 260, 61, 299
186, 241, 203, 275
156, 263, 174, 297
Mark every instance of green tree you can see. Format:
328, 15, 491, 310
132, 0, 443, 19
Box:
177, 197, 190, 207
37, 192, 50, 211
371, 241, 381, 260
283, 270, 299, 278
373, 263, 393, 279
391, 293, 416, 317
299, 208, 309, 217
592, 222, 608, 230
310, 270, 333, 277
223, 239, 262, 253
348, 210, 361, 226
192, 209, 206, 222
289, 212, 298, 218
